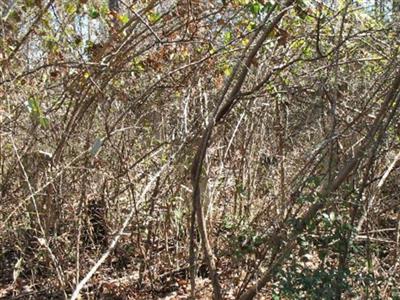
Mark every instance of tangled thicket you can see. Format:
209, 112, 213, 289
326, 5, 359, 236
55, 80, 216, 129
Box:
1, 0, 400, 299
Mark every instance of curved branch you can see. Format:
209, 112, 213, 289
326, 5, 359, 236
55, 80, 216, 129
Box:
189, 2, 295, 299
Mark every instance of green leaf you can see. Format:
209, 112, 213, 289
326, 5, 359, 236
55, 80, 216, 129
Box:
118, 14, 129, 24
249, 2, 262, 15
224, 31, 233, 44
147, 11, 161, 24
28, 97, 40, 115
241, 37, 249, 46
132, 57, 145, 73
27, 97, 49, 129
88, 8, 100, 19
246, 21, 256, 31
100, 4, 109, 16
223, 63, 233, 77
39, 116, 49, 128
65, 2, 77, 15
